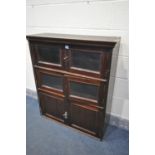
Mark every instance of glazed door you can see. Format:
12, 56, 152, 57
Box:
31, 42, 64, 70
63, 44, 112, 79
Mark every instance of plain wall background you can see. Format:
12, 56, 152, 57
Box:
26, 0, 129, 120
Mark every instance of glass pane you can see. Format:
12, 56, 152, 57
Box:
42, 74, 63, 90
71, 50, 100, 71
70, 82, 98, 100
37, 44, 60, 64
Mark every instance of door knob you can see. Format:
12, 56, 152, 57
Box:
62, 112, 68, 119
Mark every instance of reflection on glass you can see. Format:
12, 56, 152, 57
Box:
71, 50, 100, 71
37, 45, 60, 64
70, 82, 98, 100
42, 74, 63, 90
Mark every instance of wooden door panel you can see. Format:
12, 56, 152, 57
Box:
39, 92, 65, 122
70, 102, 100, 134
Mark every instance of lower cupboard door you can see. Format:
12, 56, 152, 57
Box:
70, 103, 100, 136
39, 92, 65, 122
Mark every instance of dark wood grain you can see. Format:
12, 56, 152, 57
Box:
27, 33, 120, 140
26, 33, 120, 48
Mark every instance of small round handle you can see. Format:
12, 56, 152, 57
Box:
65, 45, 69, 49
62, 112, 68, 119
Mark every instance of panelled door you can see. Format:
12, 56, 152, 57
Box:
31, 42, 109, 137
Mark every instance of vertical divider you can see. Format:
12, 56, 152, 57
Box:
63, 75, 71, 125
62, 46, 71, 125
